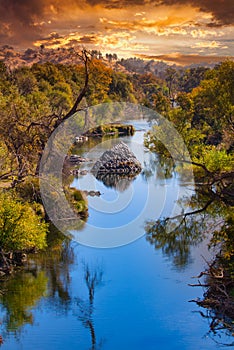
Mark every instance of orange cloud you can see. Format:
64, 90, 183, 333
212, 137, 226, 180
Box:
191, 41, 228, 49
0, 0, 233, 60
137, 52, 234, 65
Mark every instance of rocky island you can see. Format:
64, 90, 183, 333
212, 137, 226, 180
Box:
91, 142, 142, 190
91, 141, 142, 176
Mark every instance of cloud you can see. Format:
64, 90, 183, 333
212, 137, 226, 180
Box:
100, 16, 190, 36
0, 0, 233, 59
162, 0, 234, 26
87, 0, 234, 26
0, 0, 49, 45
34, 32, 99, 49
191, 41, 228, 49
137, 52, 234, 65
34, 30, 148, 53
191, 29, 224, 38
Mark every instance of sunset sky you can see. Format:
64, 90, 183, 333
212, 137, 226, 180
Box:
0, 0, 233, 64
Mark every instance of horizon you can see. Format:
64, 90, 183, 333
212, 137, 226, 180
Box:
1, 44, 233, 67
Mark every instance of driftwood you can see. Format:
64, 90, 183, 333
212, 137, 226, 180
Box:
189, 257, 234, 336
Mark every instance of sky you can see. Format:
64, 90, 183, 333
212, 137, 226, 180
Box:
0, 0, 233, 64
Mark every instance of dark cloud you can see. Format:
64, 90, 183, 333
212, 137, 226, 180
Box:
85, 0, 234, 26
66, 35, 97, 46
0, 0, 233, 48
0, 0, 47, 46
161, 0, 234, 26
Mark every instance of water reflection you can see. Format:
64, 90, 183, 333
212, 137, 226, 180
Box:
75, 263, 104, 350
145, 191, 215, 269
141, 154, 175, 181
146, 217, 205, 269
145, 187, 234, 344
0, 271, 47, 333
0, 231, 75, 337
95, 172, 137, 191
0, 232, 105, 349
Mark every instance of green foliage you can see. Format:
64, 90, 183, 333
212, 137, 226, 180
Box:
86, 59, 113, 104
109, 72, 136, 102
86, 123, 135, 136
69, 189, 88, 215
0, 191, 48, 251
190, 60, 234, 149
131, 73, 170, 112
0, 270, 48, 331
178, 66, 209, 93
15, 177, 41, 203
145, 61, 234, 182
192, 147, 233, 174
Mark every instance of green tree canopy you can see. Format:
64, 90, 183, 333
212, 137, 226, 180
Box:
0, 192, 48, 251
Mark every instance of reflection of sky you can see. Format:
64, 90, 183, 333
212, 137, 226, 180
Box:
5, 233, 224, 350
87, 175, 148, 228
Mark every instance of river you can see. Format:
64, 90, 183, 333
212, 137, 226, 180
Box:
0, 120, 232, 349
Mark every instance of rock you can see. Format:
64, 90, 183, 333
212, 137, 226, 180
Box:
91, 141, 142, 176
75, 135, 88, 143
71, 169, 88, 176
85, 190, 102, 197
69, 155, 89, 164
89, 190, 97, 197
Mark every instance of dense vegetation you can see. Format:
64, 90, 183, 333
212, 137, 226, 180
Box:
0, 49, 233, 334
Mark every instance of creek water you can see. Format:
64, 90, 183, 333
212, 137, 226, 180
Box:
0, 120, 232, 349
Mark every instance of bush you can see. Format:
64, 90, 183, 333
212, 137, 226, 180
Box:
0, 191, 48, 251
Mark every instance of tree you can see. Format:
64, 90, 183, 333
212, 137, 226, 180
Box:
144, 61, 234, 199
190, 60, 234, 149
0, 192, 48, 251
0, 49, 92, 184
165, 67, 179, 99
178, 67, 209, 93
109, 71, 136, 102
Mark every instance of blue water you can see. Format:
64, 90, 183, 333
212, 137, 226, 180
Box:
0, 121, 232, 349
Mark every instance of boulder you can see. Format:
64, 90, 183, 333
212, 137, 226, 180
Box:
91, 141, 142, 176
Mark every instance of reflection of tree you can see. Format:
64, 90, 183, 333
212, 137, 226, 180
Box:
146, 214, 205, 269
141, 153, 175, 181
76, 263, 104, 350
34, 233, 74, 310
0, 229, 75, 341
145, 191, 218, 269
145, 189, 234, 342
0, 271, 47, 332
195, 309, 234, 347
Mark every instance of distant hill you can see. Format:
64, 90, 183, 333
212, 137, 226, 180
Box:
0, 45, 231, 77
0, 45, 128, 72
